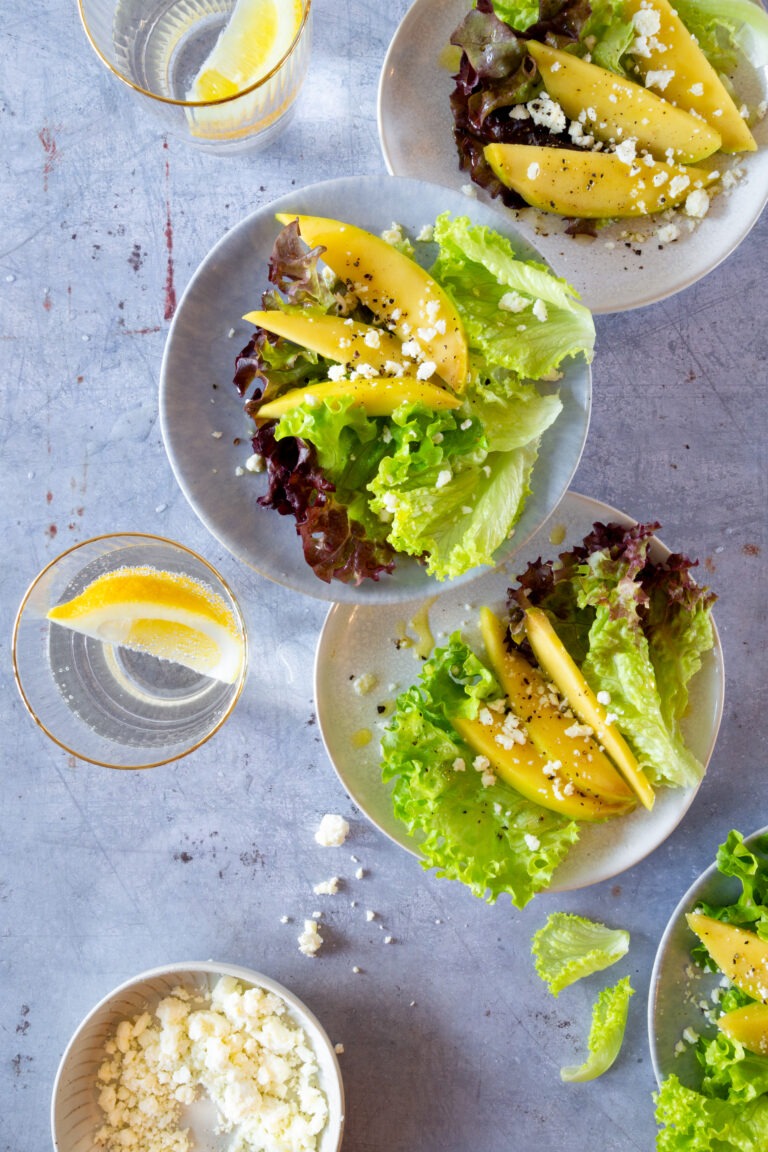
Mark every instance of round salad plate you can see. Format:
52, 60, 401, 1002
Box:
160, 174, 591, 604
378, 0, 768, 314
649, 825, 768, 1090
314, 490, 724, 891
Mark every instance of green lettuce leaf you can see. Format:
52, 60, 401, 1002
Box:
697, 830, 768, 936
531, 912, 630, 997
672, 0, 768, 74
430, 213, 595, 381
573, 551, 704, 790
656, 1074, 768, 1151
560, 976, 634, 1082
380, 636, 580, 907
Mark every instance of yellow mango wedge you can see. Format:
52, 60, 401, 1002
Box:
479, 607, 636, 804
243, 310, 415, 375
717, 1003, 768, 1056
274, 213, 469, 392
485, 143, 718, 219
255, 375, 461, 420
624, 0, 756, 153
687, 913, 768, 1002
527, 40, 722, 163
451, 712, 635, 822
523, 607, 655, 810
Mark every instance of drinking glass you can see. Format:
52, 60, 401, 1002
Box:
77, 0, 312, 152
12, 534, 248, 769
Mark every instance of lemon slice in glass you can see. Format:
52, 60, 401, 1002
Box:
188, 0, 304, 102
47, 566, 245, 684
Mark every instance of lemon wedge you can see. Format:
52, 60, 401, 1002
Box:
47, 566, 245, 685
188, 0, 304, 102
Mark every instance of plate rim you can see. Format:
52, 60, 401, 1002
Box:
314, 488, 725, 888
159, 172, 592, 604
648, 823, 768, 1088
376, 0, 768, 314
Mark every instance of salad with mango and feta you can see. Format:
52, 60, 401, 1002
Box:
450, 0, 768, 222
655, 830, 768, 1150
233, 211, 593, 585
380, 519, 716, 907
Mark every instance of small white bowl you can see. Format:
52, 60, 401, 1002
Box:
51, 961, 345, 1152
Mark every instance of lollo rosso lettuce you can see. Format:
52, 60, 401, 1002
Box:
235, 210, 594, 585
507, 520, 717, 790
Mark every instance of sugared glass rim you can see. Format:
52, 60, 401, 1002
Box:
11, 531, 249, 770
77, 0, 312, 108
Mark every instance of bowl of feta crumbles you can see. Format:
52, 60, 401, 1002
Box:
51, 961, 344, 1152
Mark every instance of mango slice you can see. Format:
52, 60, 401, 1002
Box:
451, 712, 636, 822
526, 40, 722, 163
687, 913, 768, 1003
243, 310, 415, 375
485, 143, 718, 219
274, 213, 469, 392
479, 607, 636, 804
523, 607, 655, 810
624, 0, 756, 154
255, 375, 461, 420
717, 1003, 768, 1055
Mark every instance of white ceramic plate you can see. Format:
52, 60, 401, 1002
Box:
378, 0, 768, 313
314, 490, 724, 892
649, 826, 768, 1088
51, 961, 344, 1152
159, 175, 591, 604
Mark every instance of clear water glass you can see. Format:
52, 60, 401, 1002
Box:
12, 534, 248, 769
77, 0, 312, 152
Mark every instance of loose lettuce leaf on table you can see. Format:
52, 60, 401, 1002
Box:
532, 911, 630, 996
560, 975, 634, 1082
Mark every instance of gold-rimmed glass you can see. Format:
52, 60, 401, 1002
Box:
77, 0, 312, 152
12, 533, 248, 769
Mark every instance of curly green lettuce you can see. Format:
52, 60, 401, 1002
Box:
380, 635, 579, 907
532, 912, 630, 996
560, 976, 634, 1082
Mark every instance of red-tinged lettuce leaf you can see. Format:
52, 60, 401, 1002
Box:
251, 422, 397, 585
450, 1, 526, 85
449, 0, 594, 204
266, 217, 337, 310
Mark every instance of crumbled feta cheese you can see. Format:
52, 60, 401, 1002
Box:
435, 469, 452, 489
532, 299, 548, 323
314, 814, 350, 847
363, 329, 381, 349
524, 833, 541, 852
645, 69, 675, 92
245, 453, 265, 473
669, 174, 691, 199
416, 360, 437, 380
355, 867, 365, 880
596, 690, 611, 706
365, 910, 376, 922
94, 977, 329, 1150
352, 673, 378, 696
452, 757, 466, 772
527, 94, 567, 134
416, 224, 434, 242
615, 138, 637, 166
473, 755, 491, 772
689, 82, 704, 96
327, 363, 347, 381
498, 291, 529, 313
509, 104, 530, 120
313, 877, 339, 896
527, 161, 541, 180
684, 189, 710, 218
299, 919, 324, 956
